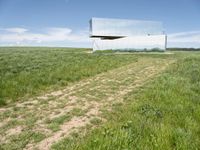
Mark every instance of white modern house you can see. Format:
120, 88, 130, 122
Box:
89, 17, 167, 51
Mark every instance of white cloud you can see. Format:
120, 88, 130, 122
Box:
3, 28, 28, 34
168, 31, 200, 43
1, 27, 200, 48
47, 27, 72, 35
168, 31, 200, 48
0, 27, 90, 46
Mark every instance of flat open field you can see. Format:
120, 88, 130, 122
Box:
0, 47, 200, 150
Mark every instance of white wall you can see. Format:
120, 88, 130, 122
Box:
93, 35, 167, 51
91, 18, 164, 37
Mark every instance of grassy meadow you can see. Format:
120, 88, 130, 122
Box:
52, 52, 200, 150
0, 47, 138, 106
0, 47, 200, 150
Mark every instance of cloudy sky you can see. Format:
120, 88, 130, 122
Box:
0, 0, 200, 48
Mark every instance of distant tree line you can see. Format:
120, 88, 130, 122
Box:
168, 48, 200, 51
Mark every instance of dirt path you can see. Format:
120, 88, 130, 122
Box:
0, 57, 175, 150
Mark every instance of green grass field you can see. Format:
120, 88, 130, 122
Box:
52, 53, 200, 150
0, 47, 200, 150
0, 47, 138, 106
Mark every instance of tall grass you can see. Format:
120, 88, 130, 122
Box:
52, 55, 200, 150
0, 47, 138, 106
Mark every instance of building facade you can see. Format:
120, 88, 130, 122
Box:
90, 18, 167, 51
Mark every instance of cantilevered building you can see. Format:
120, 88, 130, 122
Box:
89, 17, 167, 51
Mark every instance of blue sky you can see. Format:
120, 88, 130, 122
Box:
0, 0, 199, 48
